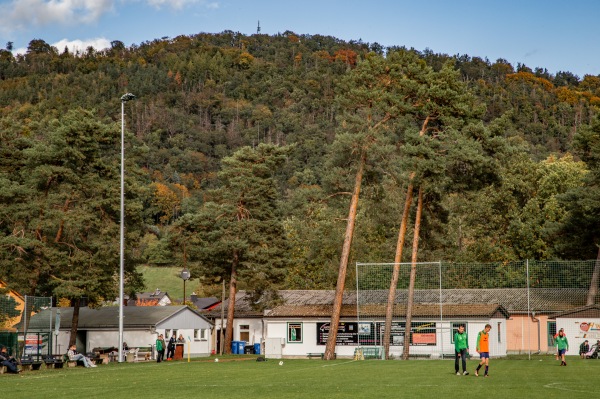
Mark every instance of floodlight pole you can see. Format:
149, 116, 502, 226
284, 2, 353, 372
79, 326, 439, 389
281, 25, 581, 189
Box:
119, 93, 135, 363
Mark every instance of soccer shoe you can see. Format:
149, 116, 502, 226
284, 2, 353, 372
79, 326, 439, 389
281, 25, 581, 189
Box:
463, 371, 469, 375
475, 370, 479, 377
456, 372, 460, 375
484, 374, 489, 377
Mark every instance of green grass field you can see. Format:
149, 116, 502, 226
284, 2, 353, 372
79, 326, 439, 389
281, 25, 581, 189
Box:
3, 355, 599, 399
138, 265, 198, 300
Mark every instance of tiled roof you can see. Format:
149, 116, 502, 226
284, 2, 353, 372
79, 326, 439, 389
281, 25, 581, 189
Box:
358, 288, 588, 313
203, 288, 587, 319
549, 304, 600, 319
267, 303, 508, 318
24, 306, 212, 330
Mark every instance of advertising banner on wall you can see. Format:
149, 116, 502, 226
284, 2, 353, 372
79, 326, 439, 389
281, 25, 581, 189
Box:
316, 322, 359, 346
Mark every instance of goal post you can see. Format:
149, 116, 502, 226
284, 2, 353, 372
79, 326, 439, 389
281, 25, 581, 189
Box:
355, 260, 598, 359
355, 262, 444, 359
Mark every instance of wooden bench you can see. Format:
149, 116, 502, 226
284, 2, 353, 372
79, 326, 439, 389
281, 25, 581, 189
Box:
135, 347, 152, 361
20, 356, 43, 371
354, 347, 382, 360
0, 365, 6, 374
42, 355, 64, 369
63, 354, 84, 368
408, 353, 431, 359
307, 352, 336, 360
442, 352, 471, 359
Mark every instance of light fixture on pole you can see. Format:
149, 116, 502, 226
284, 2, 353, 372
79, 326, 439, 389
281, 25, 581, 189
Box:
180, 268, 191, 305
119, 92, 135, 363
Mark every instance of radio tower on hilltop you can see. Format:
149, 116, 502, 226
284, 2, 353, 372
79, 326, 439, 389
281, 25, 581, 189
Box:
257, 21, 261, 34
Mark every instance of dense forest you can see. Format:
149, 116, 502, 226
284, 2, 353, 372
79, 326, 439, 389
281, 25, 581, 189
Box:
1, 30, 600, 309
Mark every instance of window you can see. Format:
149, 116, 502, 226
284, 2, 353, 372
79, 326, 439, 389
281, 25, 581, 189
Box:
287, 323, 302, 343
194, 329, 208, 341
450, 322, 468, 343
547, 321, 557, 346
497, 322, 502, 343
240, 325, 250, 342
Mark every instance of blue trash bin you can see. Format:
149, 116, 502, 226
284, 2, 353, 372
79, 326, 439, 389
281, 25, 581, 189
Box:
231, 341, 239, 354
237, 341, 246, 354
254, 343, 261, 355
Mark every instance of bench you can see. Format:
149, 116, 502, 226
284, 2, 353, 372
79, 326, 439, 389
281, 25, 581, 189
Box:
354, 347, 382, 360
62, 354, 84, 368
42, 355, 64, 369
307, 352, 336, 360
442, 352, 471, 359
0, 365, 6, 374
20, 356, 43, 371
135, 347, 152, 361
408, 353, 431, 359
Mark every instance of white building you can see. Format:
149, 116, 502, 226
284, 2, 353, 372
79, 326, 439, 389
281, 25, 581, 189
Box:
205, 290, 509, 359
550, 304, 600, 353
26, 306, 213, 358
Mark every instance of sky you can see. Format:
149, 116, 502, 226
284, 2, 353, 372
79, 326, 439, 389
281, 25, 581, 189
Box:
1, 0, 599, 78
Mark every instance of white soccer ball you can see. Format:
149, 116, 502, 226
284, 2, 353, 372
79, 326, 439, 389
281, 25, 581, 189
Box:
214, 358, 219, 362
278, 361, 283, 366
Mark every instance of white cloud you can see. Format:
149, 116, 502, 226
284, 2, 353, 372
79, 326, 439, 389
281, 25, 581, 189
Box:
0, 0, 115, 33
0, 0, 218, 37
145, 0, 218, 10
53, 37, 112, 53
11, 37, 112, 56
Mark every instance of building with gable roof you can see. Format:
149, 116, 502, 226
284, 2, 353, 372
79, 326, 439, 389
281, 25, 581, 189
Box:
26, 306, 213, 358
204, 288, 594, 358
204, 290, 511, 358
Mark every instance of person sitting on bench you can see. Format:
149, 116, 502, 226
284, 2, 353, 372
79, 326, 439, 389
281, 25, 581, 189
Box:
0, 346, 20, 373
67, 345, 97, 368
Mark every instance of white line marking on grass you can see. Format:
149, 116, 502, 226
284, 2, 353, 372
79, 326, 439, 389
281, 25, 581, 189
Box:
543, 382, 587, 393
320, 360, 358, 367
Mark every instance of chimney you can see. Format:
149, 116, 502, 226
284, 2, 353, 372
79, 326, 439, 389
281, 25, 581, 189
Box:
190, 292, 197, 303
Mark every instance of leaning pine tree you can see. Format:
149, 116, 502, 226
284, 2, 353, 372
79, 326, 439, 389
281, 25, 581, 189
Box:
323, 53, 405, 360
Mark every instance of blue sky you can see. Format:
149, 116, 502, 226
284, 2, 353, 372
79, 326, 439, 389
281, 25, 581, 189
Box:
1, 0, 599, 77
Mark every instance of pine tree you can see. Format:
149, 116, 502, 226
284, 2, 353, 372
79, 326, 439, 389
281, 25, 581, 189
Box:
180, 144, 289, 353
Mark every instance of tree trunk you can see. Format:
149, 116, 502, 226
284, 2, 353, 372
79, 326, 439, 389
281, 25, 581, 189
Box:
324, 151, 366, 360
586, 247, 600, 305
385, 116, 430, 359
68, 298, 80, 347
402, 187, 423, 360
383, 184, 414, 359
224, 250, 239, 354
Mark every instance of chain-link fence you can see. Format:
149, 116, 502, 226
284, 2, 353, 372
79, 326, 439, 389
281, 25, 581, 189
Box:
355, 260, 599, 358
20, 296, 53, 360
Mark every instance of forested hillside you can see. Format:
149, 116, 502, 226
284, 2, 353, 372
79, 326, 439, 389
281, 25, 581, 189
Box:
1, 31, 599, 303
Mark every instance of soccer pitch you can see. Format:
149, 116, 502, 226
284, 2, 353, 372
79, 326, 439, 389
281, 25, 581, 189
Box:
3, 355, 599, 398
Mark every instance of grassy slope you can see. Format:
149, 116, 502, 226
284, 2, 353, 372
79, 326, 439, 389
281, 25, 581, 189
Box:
138, 265, 201, 301
3, 355, 599, 399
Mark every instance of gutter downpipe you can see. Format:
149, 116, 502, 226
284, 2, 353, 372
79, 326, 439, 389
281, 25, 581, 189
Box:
531, 310, 541, 354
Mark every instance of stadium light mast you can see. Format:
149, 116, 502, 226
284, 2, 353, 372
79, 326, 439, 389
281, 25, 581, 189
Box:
119, 92, 135, 363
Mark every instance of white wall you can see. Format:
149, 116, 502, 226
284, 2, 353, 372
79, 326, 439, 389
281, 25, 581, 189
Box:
261, 318, 508, 359
153, 328, 212, 356
557, 318, 600, 355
